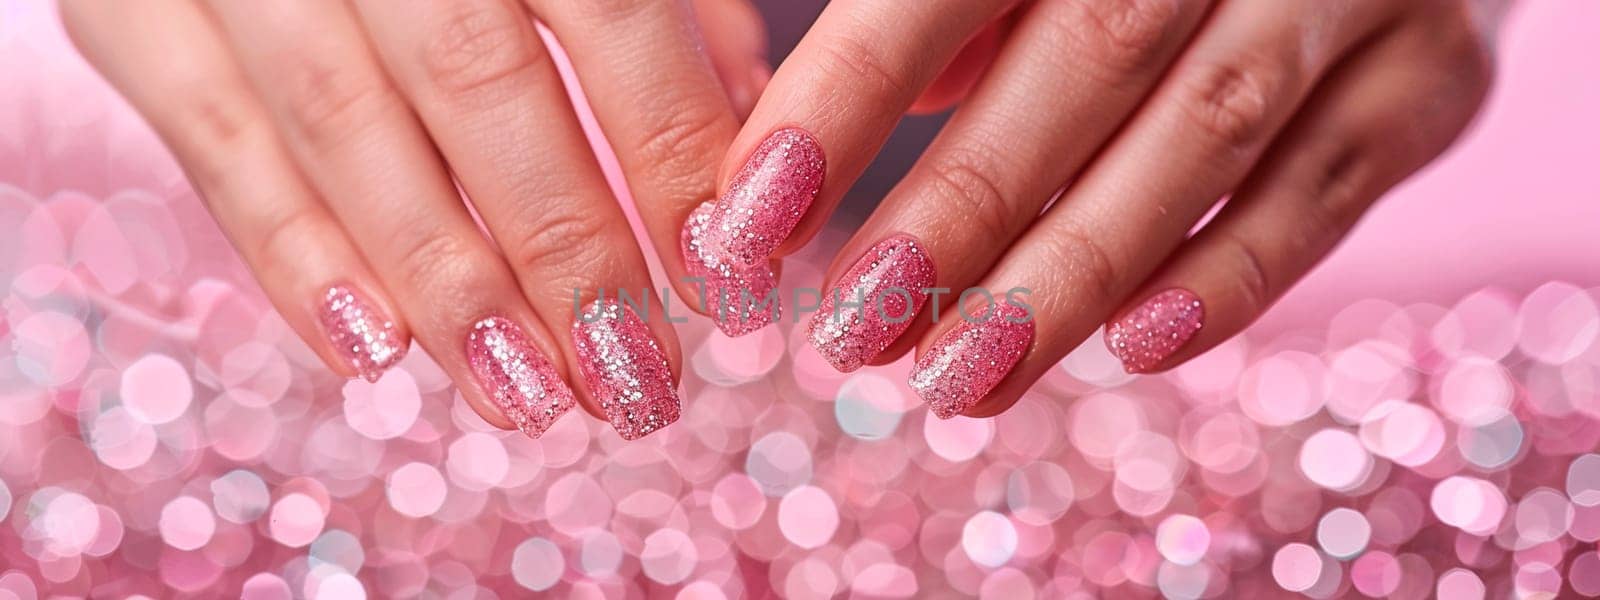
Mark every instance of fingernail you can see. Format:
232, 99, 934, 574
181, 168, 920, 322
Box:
709, 127, 825, 267
682, 201, 780, 337
809, 235, 936, 372
908, 303, 1033, 419
319, 285, 407, 382
466, 316, 575, 439
572, 300, 681, 440
1105, 288, 1204, 374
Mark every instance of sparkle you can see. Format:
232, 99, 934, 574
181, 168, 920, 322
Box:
706, 128, 825, 267
908, 303, 1033, 418
1105, 289, 1204, 373
571, 300, 681, 440
682, 201, 780, 336
809, 235, 936, 372
466, 316, 574, 438
318, 285, 406, 381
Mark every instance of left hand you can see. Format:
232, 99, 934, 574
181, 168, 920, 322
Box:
694, 0, 1507, 417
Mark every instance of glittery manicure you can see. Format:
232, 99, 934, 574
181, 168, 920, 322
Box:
909, 303, 1033, 419
466, 317, 575, 438
809, 235, 936, 372
682, 201, 780, 337
1105, 289, 1204, 374
319, 285, 407, 382
572, 300, 681, 440
708, 127, 825, 268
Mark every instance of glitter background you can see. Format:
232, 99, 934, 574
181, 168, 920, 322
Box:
4, 0, 1600, 598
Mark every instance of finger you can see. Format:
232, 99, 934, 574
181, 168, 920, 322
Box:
201, 0, 590, 438
527, 0, 775, 335
809, 0, 1214, 372
693, 0, 771, 119
908, 18, 1010, 116
350, 0, 685, 440
701, 0, 1019, 269
59, 0, 410, 382
909, 0, 1404, 418
1106, 8, 1496, 373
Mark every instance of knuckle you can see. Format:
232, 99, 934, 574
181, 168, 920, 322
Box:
507, 204, 611, 276
570, 0, 652, 22
1050, 0, 1181, 75
420, 3, 544, 98
396, 226, 477, 291
813, 32, 917, 104
1173, 60, 1280, 151
922, 150, 1018, 243
1038, 223, 1122, 307
1220, 232, 1273, 316
281, 58, 400, 144
176, 90, 257, 152
632, 104, 728, 200
254, 209, 326, 267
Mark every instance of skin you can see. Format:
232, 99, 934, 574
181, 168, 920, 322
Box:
730, 0, 1508, 415
58, 0, 768, 433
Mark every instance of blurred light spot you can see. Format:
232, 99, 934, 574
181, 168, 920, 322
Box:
1155, 561, 1211, 600
342, 369, 420, 440
1070, 393, 1146, 463
36, 490, 98, 556
1316, 508, 1371, 559
241, 573, 293, 600
1271, 543, 1323, 592
1570, 552, 1600, 596
0, 479, 10, 522
446, 432, 508, 491
511, 537, 563, 591
211, 470, 270, 524
1457, 415, 1524, 469
835, 373, 905, 440
710, 473, 766, 530
924, 412, 994, 462
310, 530, 364, 574
313, 573, 365, 600
269, 493, 325, 548
641, 529, 697, 585
1517, 281, 1600, 364
13, 310, 90, 386
579, 530, 622, 576
1350, 550, 1401, 597
1436, 357, 1513, 426
779, 486, 838, 550
1359, 402, 1444, 468
1005, 462, 1074, 526
677, 581, 729, 600
1569, 454, 1600, 507
387, 462, 446, 518
979, 567, 1035, 600
88, 406, 156, 470
1431, 476, 1506, 535
747, 432, 813, 496
961, 511, 1017, 568
1155, 514, 1209, 566
545, 473, 612, 535
1514, 488, 1574, 545
1237, 351, 1324, 427
120, 353, 192, 424
1436, 568, 1486, 600
852, 563, 919, 598
784, 557, 838, 599
1298, 429, 1371, 491
159, 496, 214, 550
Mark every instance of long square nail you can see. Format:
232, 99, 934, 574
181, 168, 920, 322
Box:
1105, 289, 1204, 373
908, 303, 1033, 419
809, 235, 936, 372
572, 300, 681, 440
319, 285, 407, 382
466, 317, 575, 438
708, 127, 825, 267
682, 201, 780, 337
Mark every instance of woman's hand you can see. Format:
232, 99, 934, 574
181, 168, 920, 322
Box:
700, 0, 1507, 417
60, 0, 767, 440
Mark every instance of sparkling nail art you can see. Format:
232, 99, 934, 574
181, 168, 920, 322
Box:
572, 300, 681, 440
809, 235, 936, 372
319, 285, 407, 382
682, 201, 780, 337
1105, 289, 1204, 374
708, 127, 825, 268
909, 303, 1033, 419
466, 317, 575, 439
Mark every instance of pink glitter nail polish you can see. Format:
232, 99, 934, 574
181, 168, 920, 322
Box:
682, 202, 780, 337
466, 316, 575, 439
572, 300, 681, 440
708, 127, 825, 268
1105, 289, 1204, 374
319, 285, 407, 382
909, 302, 1033, 419
809, 235, 936, 372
